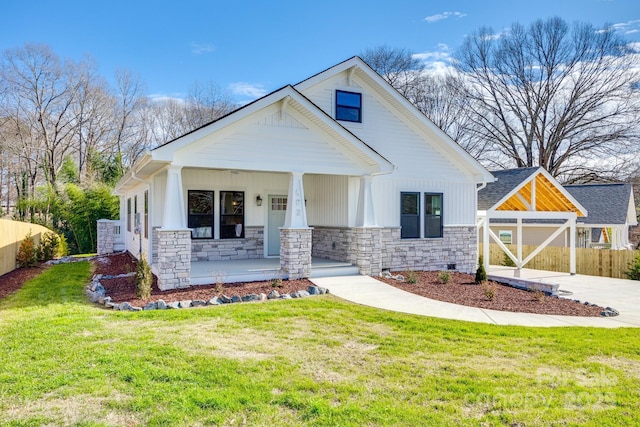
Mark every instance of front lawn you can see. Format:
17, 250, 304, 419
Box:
1, 262, 639, 426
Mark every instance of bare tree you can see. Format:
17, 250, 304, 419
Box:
1, 44, 83, 189
112, 69, 147, 171
454, 17, 640, 181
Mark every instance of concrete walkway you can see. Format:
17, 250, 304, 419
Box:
310, 267, 640, 328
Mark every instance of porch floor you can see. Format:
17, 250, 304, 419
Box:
190, 257, 360, 285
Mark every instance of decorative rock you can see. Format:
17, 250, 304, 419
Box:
241, 294, 261, 302
267, 290, 280, 300
191, 300, 207, 307
381, 271, 393, 278
143, 302, 158, 310
259, 293, 267, 301
291, 290, 310, 298
601, 307, 619, 317
307, 286, 321, 295
100, 296, 112, 305
393, 275, 405, 281
105, 301, 116, 309
280, 294, 292, 300
231, 295, 242, 303
118, 302, 135, 311
157, 299, 167, 310
207, 297, 221, 305
179, 300, 192, 308
166, 301, 180, 309
219, 295, 232, 304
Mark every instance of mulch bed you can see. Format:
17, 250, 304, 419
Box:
378, 271, 604, 317
94, 252, 313, 307
0, 265, 49, 300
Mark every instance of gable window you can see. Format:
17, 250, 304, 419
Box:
335, 90, 362, 122
424, 193, 443, 238
188, 190, 214, 239
220, 191, 244, 239
401, 192, 420, 239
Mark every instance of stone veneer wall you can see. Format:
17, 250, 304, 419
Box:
157, 229, 191, 290
97, 219, 115, 255
191, 226, 264, 261
353, 227, 382, 276
280, 228, 312, 279
311, 226, 356, 264
381, 226, 477, 273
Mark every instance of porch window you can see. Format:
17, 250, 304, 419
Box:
188, 190, 214, 239
220, 191, 244, 239
424, 193, 443, 238
336, 90, 362, 122
401, 192, 420, 238
127, 198, 132, 232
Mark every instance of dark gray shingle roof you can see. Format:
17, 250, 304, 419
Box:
477, 167, 539, 210
564, 183, 633, 225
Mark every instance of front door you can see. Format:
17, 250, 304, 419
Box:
267, 195, 287, 256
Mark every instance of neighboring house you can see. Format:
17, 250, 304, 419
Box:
477, 167, 587, 274
564, 183, 637, 250
99, 56, 494, 290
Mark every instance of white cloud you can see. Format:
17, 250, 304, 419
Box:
413, 45, 455, 76
147, 94, 186, 104
424, 11, 467, 24
228, 82, 268, 100
190, 42, 216, 55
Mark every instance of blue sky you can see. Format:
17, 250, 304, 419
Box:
2, 0, 639, 103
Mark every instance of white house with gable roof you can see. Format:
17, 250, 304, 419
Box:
98, 56, 495, 290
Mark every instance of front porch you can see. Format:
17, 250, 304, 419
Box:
190, 257, 360, 285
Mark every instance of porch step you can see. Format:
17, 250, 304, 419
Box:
310, 265, 361, 278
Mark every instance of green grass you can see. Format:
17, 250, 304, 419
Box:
1, 262, 639, 426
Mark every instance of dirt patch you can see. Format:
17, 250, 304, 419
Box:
0, 265, 49, 301
378, 271, 604, 317
94, 252, 314, 307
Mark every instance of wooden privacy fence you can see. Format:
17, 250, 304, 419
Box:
0, 219, 53, 277
480, 243, 639, 279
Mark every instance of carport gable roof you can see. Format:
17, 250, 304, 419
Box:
479, 167, 586, 216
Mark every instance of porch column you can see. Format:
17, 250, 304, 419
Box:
483, 214, 490, 271
157, 164, 191, 290
354, 175, 382, 275
280, 172, 312, 279
516, 217, 523, 277
569, 217, 576, 275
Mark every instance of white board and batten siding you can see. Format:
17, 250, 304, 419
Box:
299, 70, 480, 228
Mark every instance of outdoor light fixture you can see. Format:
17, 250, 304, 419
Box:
256, 195, 263, 206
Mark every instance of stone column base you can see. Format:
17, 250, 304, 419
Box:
280, 228, 312, 280
354, 227, 382, 276
97, 219, 115, 255
157, 229, 191, 290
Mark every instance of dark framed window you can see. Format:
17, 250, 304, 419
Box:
400, 192, 420, 239
144, 190, 149, 239
127, 198, 132, 232
335, 90, 362, 122
424, 193, 443, 238
188, 190, 214, 239
220, 191, 244, 239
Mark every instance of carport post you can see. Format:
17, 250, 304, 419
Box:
570, 216, 576, 275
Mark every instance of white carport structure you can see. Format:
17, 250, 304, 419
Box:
478, 167, 587, 275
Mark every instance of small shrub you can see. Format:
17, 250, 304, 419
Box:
136, 256, 153, 300
405, 270, 418, 284
626, 253, 640, 281
475, 256, 487, 284
37, 232, 60, 262
532, 289, 545, 302
482, 282, 497, 301
502, 252, 516, 267
212, 271, 226, 292
438, 271, 451, 284
57, 234, 69, 257
270, 269, 284, 288
16, 232, 38, 267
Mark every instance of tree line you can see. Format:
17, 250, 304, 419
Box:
1, 17, 638, 253
0, 44, 235, 252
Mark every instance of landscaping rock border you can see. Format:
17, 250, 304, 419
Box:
86, 273, 329, 312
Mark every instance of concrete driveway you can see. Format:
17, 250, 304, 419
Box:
311, 267, 640, 328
